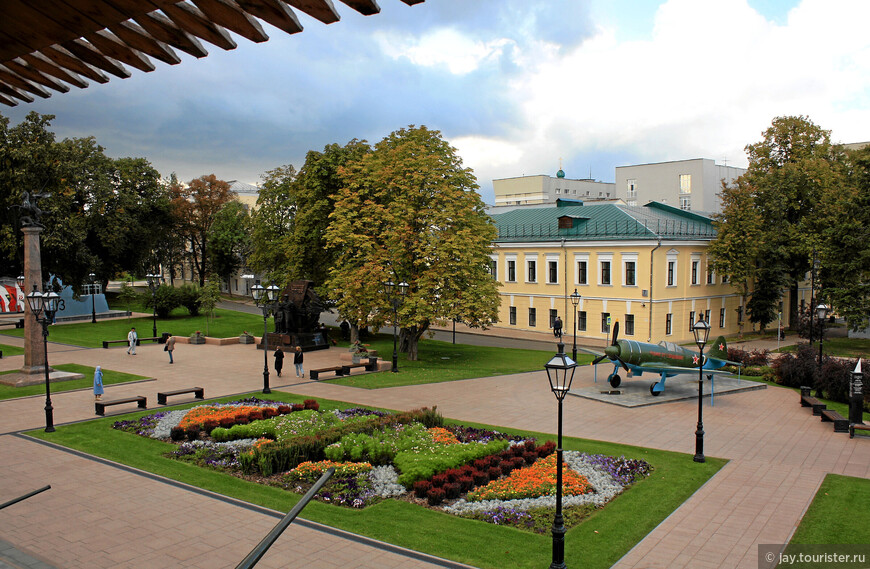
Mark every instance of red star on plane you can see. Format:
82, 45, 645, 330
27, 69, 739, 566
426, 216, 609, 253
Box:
719, 343, 725, 351
692, 355, 700, 365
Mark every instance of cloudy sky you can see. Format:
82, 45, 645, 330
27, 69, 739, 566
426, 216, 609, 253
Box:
4, 0, 869, 204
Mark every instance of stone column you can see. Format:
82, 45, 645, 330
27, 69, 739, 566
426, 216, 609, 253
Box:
21, 225, 45, 375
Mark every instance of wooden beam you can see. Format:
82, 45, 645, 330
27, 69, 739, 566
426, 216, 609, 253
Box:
283, 0, 340, 24
235, 0, 303, 36
61, 38, 132, 78
0, 67, 52, 98
108, 21, 183, 66
85, 30, 157, 73
399, 0, 425, 4
337, 0, 380, 16
20, 52, 90, 89
134, 11, 210, 58
0, 92, 20, 107
2, 59, 71, 93
192, 0, 270, 43
40, 45, 111, 84
0, 83, 35, 103
162, 3, 237, 51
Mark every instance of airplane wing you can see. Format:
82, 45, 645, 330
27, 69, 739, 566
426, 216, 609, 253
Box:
577, 346, 605, 357
707, 357, 744, 368
636, 363, 743, 376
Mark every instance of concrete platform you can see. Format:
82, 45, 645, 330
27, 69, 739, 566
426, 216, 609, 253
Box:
0, 369, 85, 387
570, 372, 767, 407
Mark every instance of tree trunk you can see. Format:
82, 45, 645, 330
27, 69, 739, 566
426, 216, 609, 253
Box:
788, 280, 799, 331
400, 323, 428, 361
350, 322, 359, 344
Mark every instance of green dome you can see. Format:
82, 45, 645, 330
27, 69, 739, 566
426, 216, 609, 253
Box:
556, 169, 565, 179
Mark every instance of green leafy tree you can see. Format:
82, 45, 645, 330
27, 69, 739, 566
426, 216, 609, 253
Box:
249, 165, 296, 283
172, 174, 235, 286
207, 200, 251, 287
199, 279, 222, 336
325, 125, 500, 360
117, 281, 139, 316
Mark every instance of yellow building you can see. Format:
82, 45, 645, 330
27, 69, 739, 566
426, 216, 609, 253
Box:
489, 200, 746, 344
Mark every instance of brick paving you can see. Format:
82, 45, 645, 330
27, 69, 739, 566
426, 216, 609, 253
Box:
0, 328, 868, 568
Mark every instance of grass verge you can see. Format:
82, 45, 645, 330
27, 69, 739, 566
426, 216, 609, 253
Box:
25, 392, 725, 569
790, 473, 870, 544
0, 343, 24, 357
0, 364, 149, 400
776, 337, 870, 359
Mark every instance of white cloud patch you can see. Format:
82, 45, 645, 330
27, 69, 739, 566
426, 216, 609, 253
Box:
376, 28, 514, 75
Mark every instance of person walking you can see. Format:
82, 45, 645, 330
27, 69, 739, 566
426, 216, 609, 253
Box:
165, 334, 176, 364
93, 366, 104, 401
553, 316, 563, 338
294, 346, 304, 378
127, 327, 138, 355
274, 346, 284, 377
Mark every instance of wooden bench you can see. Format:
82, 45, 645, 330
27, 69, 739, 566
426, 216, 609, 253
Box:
800, 393, 826, 416
102, 337, 160, 349
340, 363, 368, 376
309, 366, 345, 381
158, 387, 204, 405
95, 396, 147, 416
850, 423, 870, 439
820, 408, 849, 433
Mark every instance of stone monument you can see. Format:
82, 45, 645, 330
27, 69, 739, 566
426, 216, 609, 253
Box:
257, 280, 329, 352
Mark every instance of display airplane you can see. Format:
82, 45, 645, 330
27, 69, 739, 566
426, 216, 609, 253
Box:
585, 322, 744, 396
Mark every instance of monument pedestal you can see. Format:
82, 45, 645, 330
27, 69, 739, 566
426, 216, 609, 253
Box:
0, 368, 85, 387
256, 331, 329, 352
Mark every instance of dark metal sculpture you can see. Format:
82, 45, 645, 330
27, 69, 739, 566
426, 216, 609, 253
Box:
15, 191, 51, 227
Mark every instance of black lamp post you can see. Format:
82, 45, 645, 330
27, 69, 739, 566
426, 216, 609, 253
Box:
252, 283, 279, 393
89, 272, 97, 324
146, 273, 163, 338
27, 287, 64, 433
692, 317, 710, 463
569, 289, 581, 362
544, 342, 577, 569
383, 280, 409, 373
816, 303, 830, 370
16, 275, 24, 300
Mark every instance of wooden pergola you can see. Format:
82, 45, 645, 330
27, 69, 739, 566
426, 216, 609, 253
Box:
0, 0, 424, 107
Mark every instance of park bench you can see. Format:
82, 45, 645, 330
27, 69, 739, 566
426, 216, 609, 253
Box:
819, 408, 849, 433
309, 366, 345, 381
157, 387, 204, 405
340, 363, 368, 376
800, 388, 827, 416
102, 337, 160, 349
850, 423, 870, 439
95, 396, 147, 416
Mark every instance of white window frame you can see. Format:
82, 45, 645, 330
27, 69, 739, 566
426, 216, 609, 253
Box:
526, 257, 537, 283
546, 254, 560, 285
505, 255, 517, 283
666, 252, 678, 287
598, 253, 613, 286
575, 253, 589, 285
690, 254, 701, 285
679, 174, 692, 194
622, 253, 638, 287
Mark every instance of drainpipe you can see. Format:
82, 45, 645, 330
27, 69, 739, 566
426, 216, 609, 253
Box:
648, 239, 662, 342
562, 238, 568, 327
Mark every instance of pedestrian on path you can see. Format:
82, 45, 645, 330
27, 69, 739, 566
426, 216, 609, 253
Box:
274, 346, 284, 377
93, 366, 103, 400
294, 346, 304, 378
165, 334, 176, 363
553, 316, 563, 338
127, 327, 138, 355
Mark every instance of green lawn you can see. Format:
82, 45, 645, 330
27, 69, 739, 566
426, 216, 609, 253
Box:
26, 392, 726, 569
790, 473, 870, 545
777, 337, 870, 359
0, 307, 264, 348
329, 336, 591, 388
0, 364, 150, 400
0, 343, 24, 357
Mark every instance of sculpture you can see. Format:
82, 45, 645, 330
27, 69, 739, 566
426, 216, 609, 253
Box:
15, 191, 51, 228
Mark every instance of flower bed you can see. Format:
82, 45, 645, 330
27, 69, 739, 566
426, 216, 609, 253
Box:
112, 399, 653, 533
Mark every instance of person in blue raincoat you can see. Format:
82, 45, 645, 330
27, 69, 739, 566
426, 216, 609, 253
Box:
93, 366, 104, 401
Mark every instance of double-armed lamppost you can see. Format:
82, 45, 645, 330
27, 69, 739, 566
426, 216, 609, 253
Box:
252, 283, 280, 393
145, 273, 164, 338
544, 342, 577, 569
816, 303, 830, 369
89, 272, 97, 324
26, 285, 64, 433
383, 280, 409, 373
569, 289, 581, 362
692, 317, 711, 463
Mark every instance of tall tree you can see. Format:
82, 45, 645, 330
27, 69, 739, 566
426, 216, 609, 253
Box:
207, 200, 251, 287
711, 116, 845, 330
249, 165, 295, 284
172, 174, 234, 286
325, 125, 500, 360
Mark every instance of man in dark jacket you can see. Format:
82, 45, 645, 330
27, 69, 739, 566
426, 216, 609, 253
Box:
274, 346, 284, 377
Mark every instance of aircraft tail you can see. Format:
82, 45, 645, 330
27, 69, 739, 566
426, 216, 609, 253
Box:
708, 336, 728, 360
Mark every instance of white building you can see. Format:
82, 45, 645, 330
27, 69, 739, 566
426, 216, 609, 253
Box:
615, 158, 745, 213
493, 169, 616, 207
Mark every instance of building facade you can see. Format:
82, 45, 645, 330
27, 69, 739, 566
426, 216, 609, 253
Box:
615, 158, 745, 213
489, 201, 749, 344
493, 171, 616, 207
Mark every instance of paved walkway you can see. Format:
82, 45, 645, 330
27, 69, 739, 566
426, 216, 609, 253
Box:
0, 327, 866, 568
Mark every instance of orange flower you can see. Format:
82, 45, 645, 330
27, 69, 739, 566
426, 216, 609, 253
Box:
179, 405, 263, 430
467, 454, 591, 501
429, 427, 460, 445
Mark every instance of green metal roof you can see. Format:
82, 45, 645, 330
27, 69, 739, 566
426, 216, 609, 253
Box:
491, 202, 716, 243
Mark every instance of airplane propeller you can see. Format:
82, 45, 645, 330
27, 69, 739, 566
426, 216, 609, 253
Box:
592, 321, 629, 371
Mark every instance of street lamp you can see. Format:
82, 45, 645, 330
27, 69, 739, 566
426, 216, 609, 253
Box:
383, 280, 409, 373
252, 283, 280, 393
544, 341, 577, 569
27, 287, 64, 433
569, 289, 581, 362
816, 303, 830, 370
692, 317, 710, 463
89, 272, 97, 324
145, 273, 163, 338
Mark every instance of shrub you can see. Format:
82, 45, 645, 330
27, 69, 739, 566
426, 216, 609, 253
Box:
458, 476, 474, 493
248, 409, 264, 421
303, 399, 319, 411
219, 417, 235, 428
170, 426, 185, 441
473, 459, 489, 471
413, 480, 432, 499
431, 473, 449, 488
234, 413, 250, 425
202, 419, 219, 434
444, 482, 461, 499
444, 469, 460, 483
292, 403, 304, 412
395, 439, 510, 487
277, 405, 292, 415
176, 283, 202, 316
144, 284, 180, 319
427, 487, 445, 506
186, 426, 200, 441
472, 470, 489, 486
773, 344, 819, 389
523, 451, 538, 465
262, 407, 279, 419
537, 441, 556, 457
499, 461, 513, 475
727, 347, 770, 367
487, 466, 502, 481
510, 456, 526, 470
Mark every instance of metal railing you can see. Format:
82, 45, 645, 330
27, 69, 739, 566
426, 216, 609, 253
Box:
497, 218, 716, 240
235, 468, 334, 569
